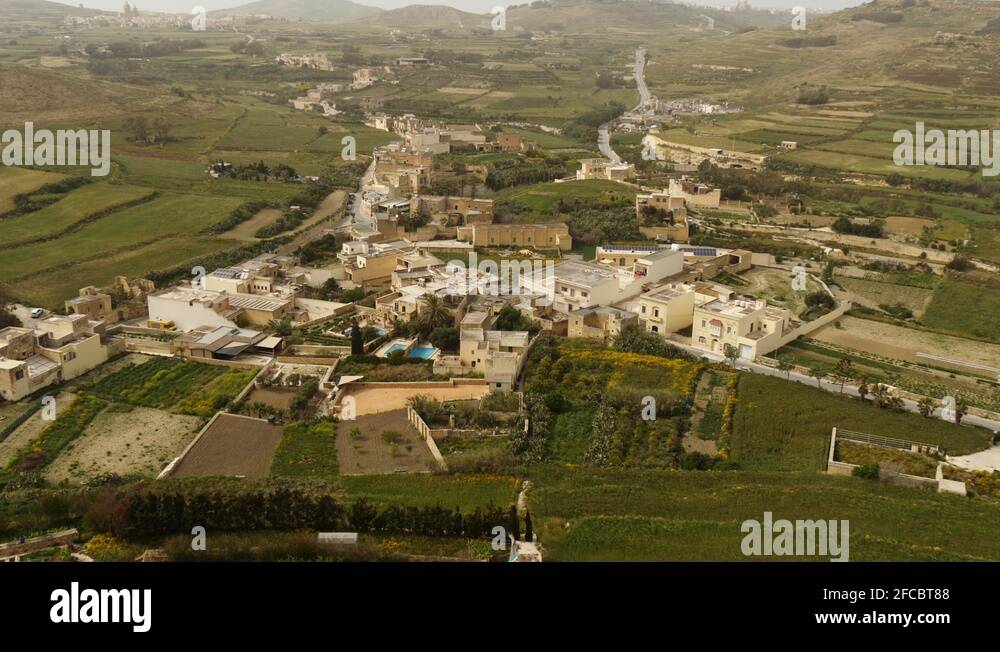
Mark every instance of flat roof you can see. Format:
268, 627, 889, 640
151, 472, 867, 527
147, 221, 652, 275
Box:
554, 260, 617, 289
227, 293, 291, 312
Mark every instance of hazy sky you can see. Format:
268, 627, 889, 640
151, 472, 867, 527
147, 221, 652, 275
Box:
53, 0, 868, 16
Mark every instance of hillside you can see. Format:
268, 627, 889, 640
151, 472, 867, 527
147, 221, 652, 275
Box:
0, 64, 172, 125
214, 0, 381, 21
357, 4, 485, 28
0, 0, 106, 18
503, 0, 790, 33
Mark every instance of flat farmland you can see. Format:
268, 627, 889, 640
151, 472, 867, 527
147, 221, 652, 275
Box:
0, 183, 155, 248
0, 192, 244, 283
922, 276, 1000, 343
0, 167, 65, 212
43, 406, 202, 484
171, 413, 284, 479
812, 315, 1000, 368
836, 277, 935, 317
7, 235, 236, 308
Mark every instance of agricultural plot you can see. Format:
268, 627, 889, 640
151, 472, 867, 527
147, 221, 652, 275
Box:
171, 414, 284, 479
2, 394, 107, 475
270, 419, 339, 479
836, 276, 935, 318
922, 276, 1000, 343
0, 167, 64, 213
0, 192, 245, 282
0, 183, 155, 249
87, 357, 230, 410
528, 465, 1000, 562
341, 473, 520, 512
730, 373, 991, 472
336, 409, 438, 475
43, 406, 202, 484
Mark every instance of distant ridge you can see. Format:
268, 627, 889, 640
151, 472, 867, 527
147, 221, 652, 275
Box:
213, 0, 381, 21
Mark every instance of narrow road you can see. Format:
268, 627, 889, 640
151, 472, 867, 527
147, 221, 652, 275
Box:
336, 157, 376, 231
595, 47, 650, 166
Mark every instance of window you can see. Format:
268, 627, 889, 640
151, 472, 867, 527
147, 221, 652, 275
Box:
651, 325, 659, 333
14, 369, 24, 381
641, 305, 646, 314
698, 336, 706, 344
701, 320, 706, 327
653, 309, 660, 318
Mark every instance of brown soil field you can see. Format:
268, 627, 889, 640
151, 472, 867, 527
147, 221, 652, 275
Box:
342, 382, 490, 416
247, 387, 297, 411
44, 406, 202, 483
171, 413, 284, 479
885, 216, 934, 238
221, 208, 283, 240
337, 409, 438, 474
812, 315, 1000, 367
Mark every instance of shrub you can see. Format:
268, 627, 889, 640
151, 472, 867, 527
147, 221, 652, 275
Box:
852, 463, 880, 480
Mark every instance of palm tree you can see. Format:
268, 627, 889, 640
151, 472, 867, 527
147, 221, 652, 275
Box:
415, 294, 452, 338
917, 396, 935, 418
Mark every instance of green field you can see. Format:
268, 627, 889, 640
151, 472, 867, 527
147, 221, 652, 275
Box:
0, 183, 155, 248
731, 373, 991, 472
923, 276, 1000, 343
529, 465, 1000, 561
270, 420, 340, 479
0, 167, 65, 213
87, 357, 229, 411
340, 474, 520, 512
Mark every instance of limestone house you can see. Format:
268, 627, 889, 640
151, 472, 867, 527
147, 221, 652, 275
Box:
0, 315, 109, 401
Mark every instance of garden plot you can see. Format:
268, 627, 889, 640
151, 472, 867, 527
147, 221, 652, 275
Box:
43, 406, 202, 484
0, 393, 77, 468
337, 409, 438, 475
170, 414, 284, 479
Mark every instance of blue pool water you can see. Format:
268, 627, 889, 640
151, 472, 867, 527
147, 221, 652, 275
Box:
385, 343, 407, 355
408, 346, 437, 360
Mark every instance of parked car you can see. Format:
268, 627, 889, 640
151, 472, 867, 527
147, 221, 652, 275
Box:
30, 308, 45, 319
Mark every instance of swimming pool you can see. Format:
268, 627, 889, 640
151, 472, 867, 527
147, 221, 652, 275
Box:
385, 343, 408, 355
408, 346, 437, 360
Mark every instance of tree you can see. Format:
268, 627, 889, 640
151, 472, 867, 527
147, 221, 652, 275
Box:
415, 294, 452, 338
320, 278, 340, 300
508, 505, 520, 544
808, 365, 828, 388
776, 354, 794, 380
834, 358, 853, 393
429, 326, 459, 352
267, 319, 293, 337
125, 116, 150, 144
523, 510, 533, 543
857, 376, 870, 402
917, 396, 935, 418
723, 343, 739, 368
350, 318, 364, 355
954, 398, 968, 425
